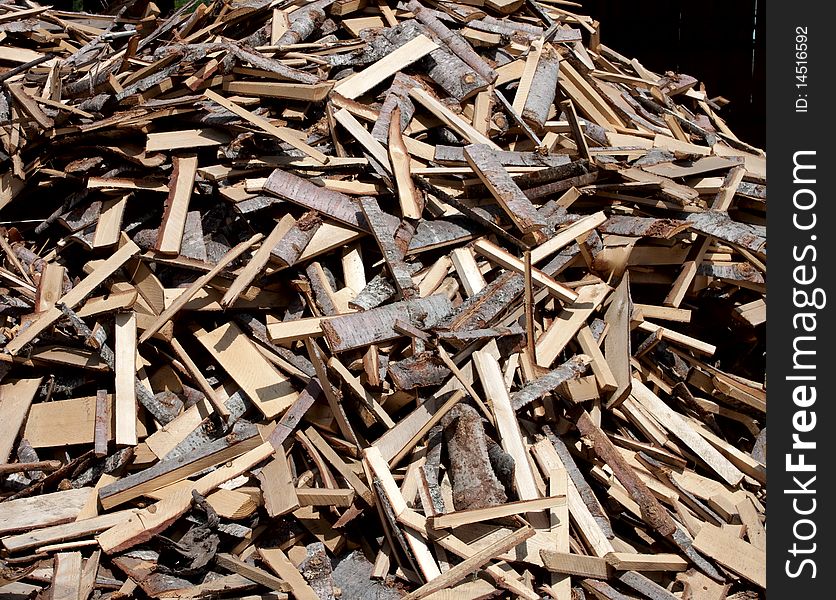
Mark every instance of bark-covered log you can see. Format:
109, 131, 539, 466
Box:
521, 44, 559, 132
686, 211, 767, 255
275, 8, 325, 47
271, 211, 322, 266
510, 355, 590, 410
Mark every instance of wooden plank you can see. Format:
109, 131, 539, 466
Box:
146, 128, 231, 152
428, 495, 566, 529
473, 239, 577, 303
0, 488, 92, 535
51, 552, 83, 600
693, 523, 765, 588
606, 552, 689, 572
334, 35, 439, 99
258, 453, 300, 517
24, 395, 115, 447
0, 377, 41, 463
93, 194, 129, 248
204, 89, 328, 164
603, 274, 632, 408
114, 312, 137, 446
409, 86, 500, 149
225, 80, 333, 101
2, 510, 136, 553
156, 154, 198, 254
196, 322, 298, 419
260, 547, 319, 600
534, 282, 610, 367
6, 239, 140, 355
540, 551, 611, 579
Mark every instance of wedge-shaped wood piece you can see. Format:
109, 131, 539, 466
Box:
605, 552, 688, 572
197, 322, 298, 419
540, 550, 611, 579
473, 239, 577, 303
51, 551, 82, 600
0, 488, 92, 535
320, 294, 452, 352
6, 239, 140, 355
93, 194, 129, 248
2, 509, 137, 552
258, 453, 299, 518
464, 144, 547, 240
389, 105, 423, 219
260, 547, 320, 600
334, 34, 439, 99
359, 196, 417, 298
0, 377, 42, 463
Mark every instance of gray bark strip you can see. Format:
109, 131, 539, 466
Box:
408, 0, 498, 83
263, 169, 370, 233
358, 196, 418, 298
599, 215, 690, 239
272, 211, 322, 267
434, 145, 570, 168
371, 73, 418, 143
388, 352, 449, 390
464, 143, 547, 238
686, 211, 766, 255
697, 262, 764, 286
510, 356, 590, 410
274, 8, 325, 46
521, 45, 560, 132
349, 273, 398, 311
321, 294, 452, 352
407, 217, 480, 254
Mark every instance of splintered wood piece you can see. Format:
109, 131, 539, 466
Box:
334, 34, 439, 99
156, 154, 198, 254
222, 219, 292, 307
535, 282, 610, 367
512, 38, 544, 115
138, 233, 262, 343
464, 144, 546, 240
196, 322, 298, 419
114, 311, 137, 447
169, 337, 230, 419
215, 553, 291, 593
603, 274, 632, 408
258, 453, 299, 517
605, 552, 688, 572
539, 550, 611, 579
389, 105, 423, 219
450, 247, 486, 297
409, 87, 499, 149
472, 239, 577, 303
0, 488, 92, 535
692, 523, 765, 588
531, 211, 607, 264
358, 196, 417, 298
576, 326, 617, 392
204, 89, 328, 164
7, 239, 141, 355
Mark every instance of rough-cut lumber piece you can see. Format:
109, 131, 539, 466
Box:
0, 377, 41, 463
407, 0, 497, 83
263, 169, 369, 233
320, 294, 452, 352
531, 211, 607, 264
428, 495, 566, 529
0, 488, 92, 535
630, 379, 744, 486
359, 196, 418, 298
402, 526, 535, 600
473, 239, 577, 303
534, 282, 610, 367
197, 322, 298, 419
600, 215, 690, 239
735, 496, 765, 550
616, 571, 680, 600
334, 34, 439, 99
442, 403, 507, 511
215, 553, 291, 593
540, 551, 611, 579
409, 87, 499, 149
204, 90, 328, 164
603, 274, 632, 408
114, 312, 138, 446
2, 510, 136, 553
606, 553, 689, 572
450, 247, 486, 297
259, 453, 300, 517
464, 144, 547, 240
23, 395, 115, 448
270, 212, 322, 268
296, 488, 356, 507
333, 107, 392, 171
572, 407, 676, 537
6, 240, 140, 355
305, 427, 373, 506
576, 326, 618, 392
636, 321, 716, 356
146, 128, 232, 152
372, 393, 445, 462
156, 154, 198, 254
98, 441, 276, 553
260, 547, 320, 600
473, 352, 542, 508
389, 105, 423, 219
94, 391, 108, 457
692, 523, 765, 587
138, 233, 262, 343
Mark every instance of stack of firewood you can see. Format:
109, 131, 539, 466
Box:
0, 0, 765, 598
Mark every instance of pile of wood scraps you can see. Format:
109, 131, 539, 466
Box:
0, 0, 765, 598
